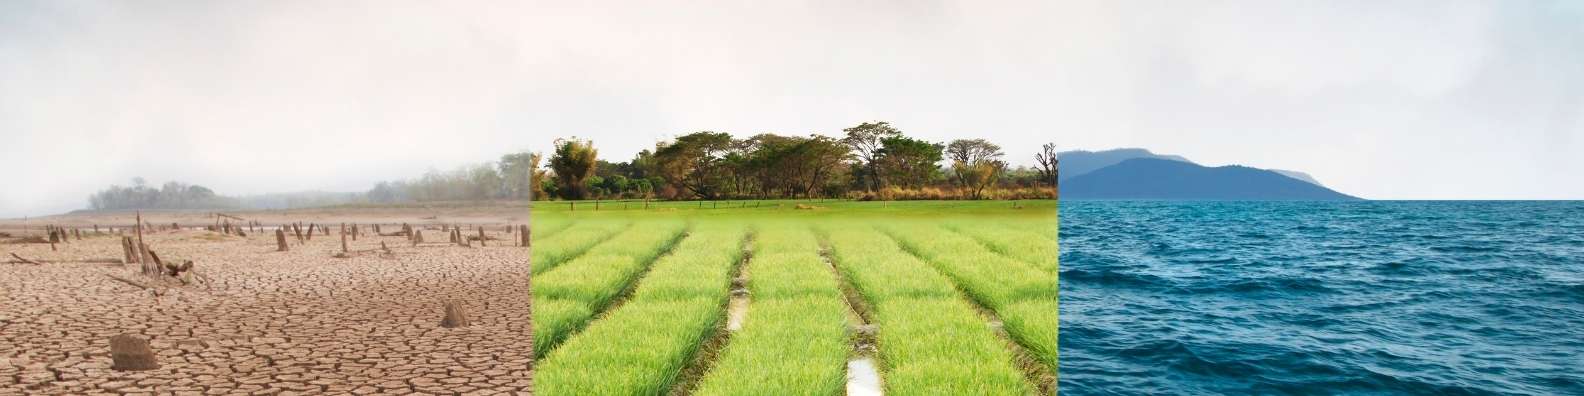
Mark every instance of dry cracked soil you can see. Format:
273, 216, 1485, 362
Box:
2, 222, 532, 395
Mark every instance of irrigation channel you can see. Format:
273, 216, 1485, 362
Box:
528, 200, 1057, 395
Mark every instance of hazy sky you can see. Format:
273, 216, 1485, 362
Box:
2, 1, 1581, 217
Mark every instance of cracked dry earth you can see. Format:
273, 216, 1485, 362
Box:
1, 229, 531, 395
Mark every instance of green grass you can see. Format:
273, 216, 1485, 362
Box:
535, 225, 747, 395
531, 221, 687, 355
874, 299, 1034, 395
823, 225, 1035, 395
535, 299, 723, 395
530, 220, 630, 274
881, 223, 1058, 374
693, 299, 849, 396
533, 218, 574, 239
529, 199, 1056, 394
946, 222, 1059, 274
693, 225, 850, 396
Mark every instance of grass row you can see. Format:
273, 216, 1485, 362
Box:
532, 220, 687, 356
946, 221, 1059, 274
530, 220, 631, 274
535, 224, 747, 395
882, 223, 1058, 372
822, 225, 1034, 395
693, 225, 851, 396
532, 218, 575, 240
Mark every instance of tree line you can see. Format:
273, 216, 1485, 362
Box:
83, 122, 1061, 211
87, 178, 241, 210
540, 121, 1059, 201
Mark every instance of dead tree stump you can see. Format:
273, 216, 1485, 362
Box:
519, 225, 529, 247
477, 228, 487, 247
276, 230, 289, 252
440, 300, 471, 328
109, 334, 159, 371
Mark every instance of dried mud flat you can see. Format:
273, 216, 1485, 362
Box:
1, 213, 532, 395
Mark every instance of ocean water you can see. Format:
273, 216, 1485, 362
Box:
1059, 201, 1584, 395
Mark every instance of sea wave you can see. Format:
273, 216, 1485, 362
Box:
1060, 201, 1584, 395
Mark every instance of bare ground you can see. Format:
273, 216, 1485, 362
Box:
1, 209, 532, 395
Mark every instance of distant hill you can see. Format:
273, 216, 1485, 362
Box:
1062, 158, 1360, 200
1269, 169, 1323, 186
1058, 148, 1192, 181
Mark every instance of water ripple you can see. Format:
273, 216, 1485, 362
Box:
1060, 201, 1584, 395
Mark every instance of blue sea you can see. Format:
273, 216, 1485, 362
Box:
1059, 201, 1584, 395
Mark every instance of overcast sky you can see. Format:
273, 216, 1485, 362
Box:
2, 1, 1581, 217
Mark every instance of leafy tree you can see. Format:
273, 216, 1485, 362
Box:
841, 122, 902, 191
877, 136, 944, 189
530, 152, 549, 200
946, 139, 1006, 199
655, 131, 734, 199
549, 138, 598, 200
498, 152, 536, 199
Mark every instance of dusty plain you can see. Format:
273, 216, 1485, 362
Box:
1, 203, 532, 395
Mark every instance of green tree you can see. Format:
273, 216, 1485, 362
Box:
655, 131, 734, 199
549, 138, 599, 200
841, 121, 902, 191
877, 136, 944, 189
946, 139, 1006, 199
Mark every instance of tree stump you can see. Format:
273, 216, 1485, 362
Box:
121, 237, 134, 264
440, 300, 471, 328
477, 228, 487, 247
520, 225, 529, 247
109, 334, 159, 371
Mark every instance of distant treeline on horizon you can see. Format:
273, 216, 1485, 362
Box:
85, 179, 371, 212
83, 122, 1060, 212
523, 121, 1058, 201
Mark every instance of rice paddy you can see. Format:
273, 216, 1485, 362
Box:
531, 200, 1057, 395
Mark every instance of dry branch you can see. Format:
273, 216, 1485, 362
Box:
8, 252, 40, 265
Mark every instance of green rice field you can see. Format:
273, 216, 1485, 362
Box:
530, 200, 1057, 395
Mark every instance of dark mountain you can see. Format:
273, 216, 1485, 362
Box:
1058, 148, 1192, 181
1062, 158, 1360, 200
